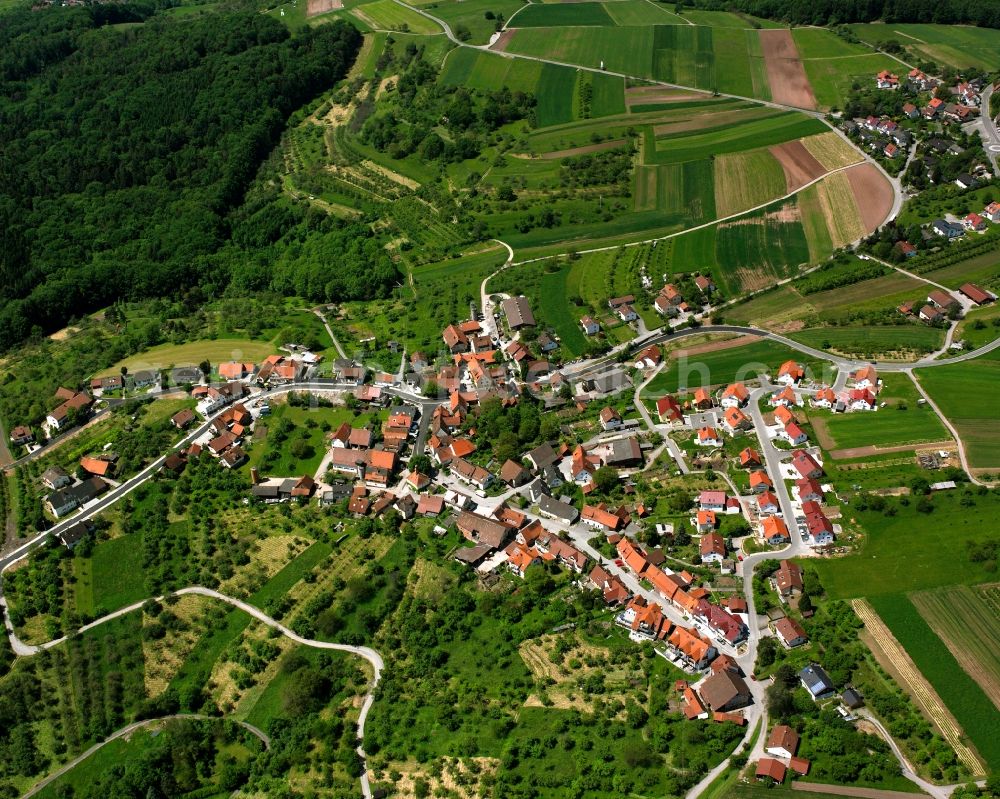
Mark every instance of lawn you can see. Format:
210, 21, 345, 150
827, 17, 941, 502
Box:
510, 1, 614, 26
644, 338, 830, 394
651, 112, 828, 164
95, 338, 279, 378
813, 489, 1000, 600
914, 354, 1000, 470
816, 374, 949, 450
870, 593, 1000, 772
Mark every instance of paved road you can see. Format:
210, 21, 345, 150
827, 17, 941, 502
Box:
21, 714, 272, 799
4, 585, 384, 799
977, 84, 999, 172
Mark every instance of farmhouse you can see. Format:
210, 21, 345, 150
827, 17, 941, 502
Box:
928, 289, 959, 311
920, 304, 944, 323
608, 295, 635, 309
537, 494, 579, 524
456, 510, 514, 551
699, 669, 751, 711
46, 476, 108, 519
46, 390, 92, 431
756, 759, 787, 784
959, 282, 993, 305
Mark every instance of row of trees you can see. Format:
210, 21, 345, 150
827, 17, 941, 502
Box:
687, 0, 1000, 28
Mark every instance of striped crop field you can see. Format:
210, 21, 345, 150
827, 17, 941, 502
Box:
801, 131, 863, 171
911, 584, 1000, 713
713, 149, 787, 217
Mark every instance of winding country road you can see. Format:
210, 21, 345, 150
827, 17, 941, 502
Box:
3, 585, 384, 799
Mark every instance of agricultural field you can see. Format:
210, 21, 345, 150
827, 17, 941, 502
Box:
644, 337, 832, 394
790, 326, 944, 359
650, 112, 827, 164
801, 52, 903, 110
94, 338, 282, 378
349, 0, 443, 33
847, 23, 1000, 71
915, 354, 1000, 470
713, 149, 787, 217
602, 0, 686, 26
536, 63, 579, 126
812, 373, 950, 452
423, 0, 525, 44
801, 131, 864, 171
911, 584, 1000, 713
868, 594, 998, 773
439, 46, 543, 92
510, 1, 614, 27
791, 27, 871, 58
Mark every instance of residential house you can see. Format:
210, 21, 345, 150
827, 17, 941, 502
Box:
499, 459, 531, 487
964, 212, 987, 232
656, 395, 684, 424
803, 503, 835, 546
634, 345, 662, 370
700, 531, 725, 563
9, 425, 33, 446
668, 626, 717, 670
171, 408, 196, 430
771, 386, 799, 407
723, 407, 752, 433
46, 476, 107, 518
920, 304, 944, 323
776, 360, 804, 384
955, 174, 977, 190
582, 503, 624, 531
442, 324, 469, 354
795, 477, 824, 503
456, 510, 513, 551
41, 466, 71, 491
693, 388, 713, 409
599, 407, 623, 431
875, 70, 898, 89
984, 201, 1000, 223
79, 456, 114, 478
451, 457, 492, 491
928, 289, 959, 311
699, 669, 752, 711
852, 365, 878, 390
580, 315, 601, 336
931, 219, 963, 239
720, 383, 749, 408
902, 101, 919, 119
766, 724, 800, 759
761, 516, 789, 545
608, 295, 635, 310
699, 490, 728, 512
590, 566, 631, 605
738, 447, 761, 468
616, 303, 638, 323
505, 542, 542, 578
780, 421, 808, 446
775, 617, 809, 648
748, 470, 772, 494
696, 510, 717, 533
46, 390, 92, 431
526, 442, 560, 471
791, 450, 823, 479
697, 426, 722, 447
757, 491, 781, 517
896, 241, 917, 258
848, 388, 877, 411
695, 275, 715, 294
799, 664, 835, 699
617, 537, 649, 575
775, 560, 803, 597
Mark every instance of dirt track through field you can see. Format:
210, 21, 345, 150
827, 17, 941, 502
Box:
827, 440, 954, 460
846, 163, 894, 233
853, 599, 985, 775
759, 29, 817, 110
625, 86, 711, 106
770, 140, 828, 192
536, 139, 626, 159
307, 0, 342, 17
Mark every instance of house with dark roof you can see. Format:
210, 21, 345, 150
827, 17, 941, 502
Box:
799, 664, 835, 699
698, 669, 752, 711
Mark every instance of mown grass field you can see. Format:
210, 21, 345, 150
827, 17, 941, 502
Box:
814, 489, 1000, 600
911, 584, 1000, 713
350, 0, 443, 32
645, 338, 830, 394
590, 72, 626, 116
816, 374, 949, 450
511, 1, 613, 26
536, 63, 579, 127
870, 592, 1000, 772
915, 354, 1000, 470
603, 0, 686, 25
650, 112, 827, 164
439, 47, 543, 92
791, 26, 870, 58
95, 338, 279, 377
802, 52, 903, 110
426, 0, 524, 43
848, 23, 1000, 70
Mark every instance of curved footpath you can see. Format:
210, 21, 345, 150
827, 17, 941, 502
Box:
21, 714, 271, 799
2, 586, 384, 799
